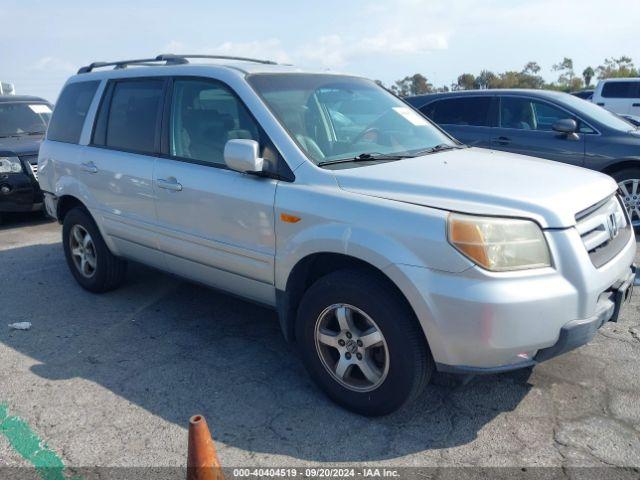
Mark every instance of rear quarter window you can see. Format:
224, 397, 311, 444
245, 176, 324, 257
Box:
601, 81, 640, 99
423, 97, 492, 127
47, 81, 100, 143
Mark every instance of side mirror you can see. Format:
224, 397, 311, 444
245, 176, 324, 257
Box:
224, 139, 264, 174
552, 118, 578, 134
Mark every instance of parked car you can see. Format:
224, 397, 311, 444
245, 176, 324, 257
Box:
571, 89, 594, 100
39, 55, 636, 415
592, 78, 640, 115
0, 95, 52, 223
406, 89, 640, 227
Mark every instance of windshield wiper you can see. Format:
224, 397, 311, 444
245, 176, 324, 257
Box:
26, 131, 46, 136
318, 152, 411, 167
409, 143, 465, 156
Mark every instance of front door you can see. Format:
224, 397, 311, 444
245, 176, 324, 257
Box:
154, 78, 278, 305
490, 96, 585, 167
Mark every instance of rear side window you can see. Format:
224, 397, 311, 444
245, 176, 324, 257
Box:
47, 81, 99, 143
95, 79, 164, 154
423, 97, 492, 127
601, 81, 640, 99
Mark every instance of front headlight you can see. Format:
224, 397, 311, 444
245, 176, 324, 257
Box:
447, 213, 551, 272
0, 156, 23, 174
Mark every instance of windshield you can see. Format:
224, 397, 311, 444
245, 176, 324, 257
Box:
0, 102, 52, 137
559, 95, 635, 132
248, 74, 455, 165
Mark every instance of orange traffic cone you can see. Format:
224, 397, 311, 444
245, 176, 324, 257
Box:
187, 414, 224, 480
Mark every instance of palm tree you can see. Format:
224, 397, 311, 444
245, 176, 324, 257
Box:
582, 67, 595, 88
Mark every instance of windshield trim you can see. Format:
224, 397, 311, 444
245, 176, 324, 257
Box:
246, 72, 458, 169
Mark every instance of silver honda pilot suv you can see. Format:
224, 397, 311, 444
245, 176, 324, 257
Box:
38, 54, 637, 415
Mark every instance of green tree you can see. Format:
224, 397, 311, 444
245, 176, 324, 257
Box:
391, 74, 432, 97
474, 70, 498, 89
552, 57, 577, 90
582, 67, 595, 87
457, 73, 476, 90
596, 56, 638, 79
522, 61, 541, 75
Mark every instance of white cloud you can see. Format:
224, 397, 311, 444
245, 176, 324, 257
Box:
163, 39, 292, 65
31, 56, 75, 73
165, 30, 448, 72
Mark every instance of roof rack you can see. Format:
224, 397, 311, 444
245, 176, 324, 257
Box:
77, 54, 277, 74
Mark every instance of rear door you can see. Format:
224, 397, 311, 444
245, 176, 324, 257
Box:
419, 96, 496, 147
85, 77, 166, 266
490, 96, 586, 167
153, 77, 278, 305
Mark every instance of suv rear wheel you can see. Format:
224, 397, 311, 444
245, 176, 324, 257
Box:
612, 167, 640, 228
62, 207, 126, 292
296, 269, 433, 416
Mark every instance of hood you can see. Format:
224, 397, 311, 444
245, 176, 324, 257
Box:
0, 135, 43, 157
333, 148, 618, 228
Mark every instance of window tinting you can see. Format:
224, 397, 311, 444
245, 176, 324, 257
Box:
425, 97, 492, 127
106, 80, 164, 153
601, 81, 640, 99
170, 79, 259, 166
500, 97, 569, 131
47, 81, 99, 143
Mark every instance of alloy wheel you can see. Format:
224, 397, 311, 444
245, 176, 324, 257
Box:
619, 179, 640, 228
69, 224, 97, 278
314, 303, 389, 392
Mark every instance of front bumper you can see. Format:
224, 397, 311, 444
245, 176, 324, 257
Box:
386, 226, 637, 373
0, 172, 42, 213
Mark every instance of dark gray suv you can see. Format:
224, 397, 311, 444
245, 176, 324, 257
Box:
406, 90, 640, 226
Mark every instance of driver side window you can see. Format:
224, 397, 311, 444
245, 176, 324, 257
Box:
500, 97, 571, 132
170, 79, 259, 166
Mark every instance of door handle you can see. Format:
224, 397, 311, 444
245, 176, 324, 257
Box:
633, 103, 640, 107
157, 177, 183, 192
491, 136, 511, 145
596, 102, 605, 106
80, 161, 98, 174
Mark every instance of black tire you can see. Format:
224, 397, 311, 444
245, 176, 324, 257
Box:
62, 207, 126, 293
296, 269, 433, 416
611, 167, 640, 228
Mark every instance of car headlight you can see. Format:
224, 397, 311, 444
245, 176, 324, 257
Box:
0, 156, 23, 174
447, 213, 551, 271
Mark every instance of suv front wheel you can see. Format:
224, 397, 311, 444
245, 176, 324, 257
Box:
296, 269, 433, 416
62, 207, 126, 292
612, 167, 640, 229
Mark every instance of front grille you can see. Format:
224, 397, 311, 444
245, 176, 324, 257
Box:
18, 154, 39, 180
29, 163, 38, 180
575, 195, 632, 268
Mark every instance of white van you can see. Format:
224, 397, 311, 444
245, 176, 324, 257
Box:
593, 78, 640, 115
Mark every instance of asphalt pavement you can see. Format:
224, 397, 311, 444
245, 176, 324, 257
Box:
1, 213, 639, 476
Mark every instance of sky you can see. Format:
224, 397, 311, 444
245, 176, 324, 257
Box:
1, 0, 639, 103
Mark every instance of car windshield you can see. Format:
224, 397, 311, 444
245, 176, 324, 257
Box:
0, 102, 52, 137
559, 95, 635, 132
248, 74, 455, 165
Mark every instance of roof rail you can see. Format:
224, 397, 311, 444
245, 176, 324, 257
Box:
77, 56, 187, 74
77, 53, 277, 74
156, 54, 277, 65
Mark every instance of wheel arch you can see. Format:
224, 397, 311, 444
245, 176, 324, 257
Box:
601, 158, 640, 177
276, 252, 425, 346
56, 194, 88, 223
